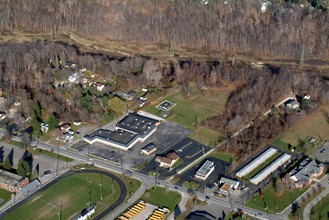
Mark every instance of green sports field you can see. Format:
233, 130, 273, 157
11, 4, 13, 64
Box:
0, 188, 11, 207
3, 173, 121, 220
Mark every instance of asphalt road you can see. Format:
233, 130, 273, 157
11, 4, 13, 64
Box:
0, 169, 128, 220
31, 141, 283, 220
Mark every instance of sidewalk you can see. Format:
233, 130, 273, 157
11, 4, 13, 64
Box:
303, 175, 329, 220
277, 174, 328, 219
104, 182, 148, 220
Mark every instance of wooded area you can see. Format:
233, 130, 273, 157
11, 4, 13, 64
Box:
0, 0, 328, 58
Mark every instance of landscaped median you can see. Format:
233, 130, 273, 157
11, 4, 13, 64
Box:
245, 184, 308, 214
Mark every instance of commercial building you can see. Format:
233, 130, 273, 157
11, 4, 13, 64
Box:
236, 147, 278, 178
250, 153, 291, 185
289, 157, 324, 188
84, 113, 160, 151
195, 160, 215, 181
219, 177, 240, 190
0, 169, 29, 193
141, 143, 157, 156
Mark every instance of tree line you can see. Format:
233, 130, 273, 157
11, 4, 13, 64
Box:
0, 0, 328, 58
0, 146, 37, 179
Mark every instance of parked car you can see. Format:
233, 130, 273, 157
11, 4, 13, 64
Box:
43, 170, 51, 177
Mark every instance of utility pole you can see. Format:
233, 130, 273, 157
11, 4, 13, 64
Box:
88, 191, 92, 219
60, 201, 63, 220
99, 174, 103, 201
56, 133, 60, 176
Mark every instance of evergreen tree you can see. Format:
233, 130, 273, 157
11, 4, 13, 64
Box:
3, 154, 13, 170
48, 114, 58, 131
17, 159, 31, 177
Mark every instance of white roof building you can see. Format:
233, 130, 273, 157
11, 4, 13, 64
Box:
250, 153, 291, 185
236, 147, 278, 178
195, 160, 215, 181
219, 177, 240, 189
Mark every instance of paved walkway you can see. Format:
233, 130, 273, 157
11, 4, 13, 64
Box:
104, 182, 148, 220
303, 175, 329, 220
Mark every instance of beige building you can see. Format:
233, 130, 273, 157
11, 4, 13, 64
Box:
0, 169, 29, 193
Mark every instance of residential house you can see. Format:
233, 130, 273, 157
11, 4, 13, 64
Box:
155, 151, 179, 168
0, 111, 6, 120
289, 157, 324, 188
284, 99, 300, 110
96, 82, 105, 91
41, 123, 49, 133
60, 123, 71, 133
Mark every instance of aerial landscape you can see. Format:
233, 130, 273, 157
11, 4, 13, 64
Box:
0, 0, 328, 220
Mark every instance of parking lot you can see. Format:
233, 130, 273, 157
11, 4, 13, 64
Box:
0, 142, 73, 179
72, 120, 192, 169
312, 141, 329, 163
140, 138, 212, 179
176, 157, 230, 191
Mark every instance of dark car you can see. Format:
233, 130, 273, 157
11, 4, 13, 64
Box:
43, 170, 51, 177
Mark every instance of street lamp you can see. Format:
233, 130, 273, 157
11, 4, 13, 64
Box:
99, 174, 103, 201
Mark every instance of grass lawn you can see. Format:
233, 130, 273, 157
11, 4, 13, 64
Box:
144, 85, 233, 130
0, 188, 11, 207
140, 186, 181, 211
245, 184, 308, 214
171, 158, 184, 169
209, 151, 235, 163
310, 194, 329, 220
246, 152, 282, 179
182, 181, 200, 191
289, 186, 324, 220
121, 175, 142, 196
148, 170, 160, 177
189, 126, 223, 147
3, 173, 121, 220
279, 105, 329, 146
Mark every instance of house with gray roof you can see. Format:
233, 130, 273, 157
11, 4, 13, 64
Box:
289, 157, 324, 188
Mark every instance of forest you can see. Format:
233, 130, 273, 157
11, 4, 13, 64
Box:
0, 0, 328, 59
0, 40, 329, 158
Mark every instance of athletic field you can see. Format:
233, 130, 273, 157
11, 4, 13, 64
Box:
3, 173, 121, 220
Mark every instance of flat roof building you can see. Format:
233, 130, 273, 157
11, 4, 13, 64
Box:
236, 147, 278, 178
0, 169, 29, 193
195, 160, 215, 181
250, 153, 291, 185
219, 177, 240, 190
141, 143, 157, 156
84, 113, 160, 151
